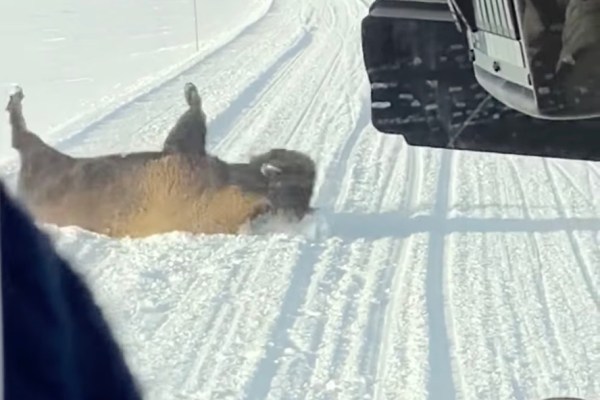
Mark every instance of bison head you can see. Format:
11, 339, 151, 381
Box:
249, 148, 316, 220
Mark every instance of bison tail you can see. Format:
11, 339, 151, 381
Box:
184, 82, 201, 109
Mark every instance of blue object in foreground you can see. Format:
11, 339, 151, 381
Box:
1, 181, 142, 400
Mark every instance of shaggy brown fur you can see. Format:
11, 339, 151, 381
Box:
19, 153, 270, 237
5, 84, 315, 238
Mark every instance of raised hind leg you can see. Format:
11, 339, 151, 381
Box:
162, 82, 208, 156
5, 85, 62, 157
5, 86, 33, 151
5, 86, 74, 203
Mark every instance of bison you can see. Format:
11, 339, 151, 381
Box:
5, 83, 316, 238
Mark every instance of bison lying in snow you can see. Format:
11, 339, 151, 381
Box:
5, 83, 316, 237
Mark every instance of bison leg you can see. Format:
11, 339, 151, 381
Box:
5, 86, 30, 151
162, 82, 208, 156
6, 86, 74, 208
5, 86, 63, 158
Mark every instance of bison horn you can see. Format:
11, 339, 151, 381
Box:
260, 163, 282, 178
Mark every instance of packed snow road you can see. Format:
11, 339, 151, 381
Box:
1, 0, 599, 399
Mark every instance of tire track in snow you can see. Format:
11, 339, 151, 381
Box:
332, 129, 404, 214
379, 139, 419, 213
251, 119, 376, 398
253, 236, 428, 400
361, 145, 426, 400
209, 31, 368, 218
212, 0, 368, 201
589, 162, 600, 184
320, 241, 389, 398
381, 236, 432, 400
177, 243, 271, 391
243, 239, 324, 400
357, 242, 401, 392
452, 233, 523, 399
135, 240, 256, 344
141, 239, 252, 342
232, 39, 341, 155
207, 30, 313, 151
543, 160, 600, 301
446, 154, 599, 400
307, 0, 380, 211
512, 159, 580, 383
302, 240, 373, 397
543, 161, 600, 308
49, 234, 281, 399
211, 36, 343, 158
238, 40, 356, 398
311, 141, 420, 399
504, 159, 567, 396
246, 59, 428, 397
181, 237, 290, 396
119, 235, 305, 400
444, 155, 526, 400
311, 88, 371, 210
502, 159, 545, 392
551, 162, 597, 208
511, 161, 572, 375
282, 62, 432, 396
239, 0, 408, 398
281, 49, 344, 151
497, 233, 536, 400
447, 232, 531, 400
238, 73, 362, 390
315, 122, 430, 397
334, 241, 402, 397
370, 235, 422, 400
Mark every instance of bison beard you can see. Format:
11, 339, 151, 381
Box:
5, 83, 316, 238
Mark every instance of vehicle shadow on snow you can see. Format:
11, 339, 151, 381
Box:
322, 210, 600, 241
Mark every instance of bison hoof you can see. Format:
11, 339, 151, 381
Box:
6, 85, 24, 111
10, 85, 23, 98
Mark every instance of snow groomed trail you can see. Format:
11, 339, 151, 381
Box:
1, 0, 599, 399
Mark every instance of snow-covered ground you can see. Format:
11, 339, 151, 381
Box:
1, 0, 599, 399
